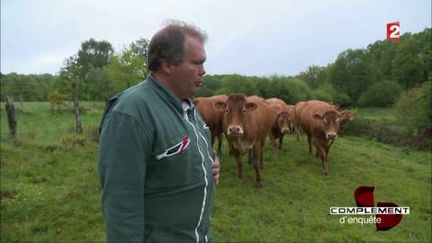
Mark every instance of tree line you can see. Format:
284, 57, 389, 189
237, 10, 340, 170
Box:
1, 37, 149, 103
1, 28, 430, 108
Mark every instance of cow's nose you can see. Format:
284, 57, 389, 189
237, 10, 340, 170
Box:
326, 133, 337, 140
228, 125, 243, 135
281, 128, 290, 134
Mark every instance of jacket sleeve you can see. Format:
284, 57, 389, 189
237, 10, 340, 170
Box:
98, 111, 152, 242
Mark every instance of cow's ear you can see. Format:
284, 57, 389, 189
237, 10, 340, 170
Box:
214, 101, 226, 110
341, 110, 355, 121
246, 102, 258, 111
313, 113, 323, 120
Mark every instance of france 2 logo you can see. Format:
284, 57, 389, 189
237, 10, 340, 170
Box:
387, 22, 400, 42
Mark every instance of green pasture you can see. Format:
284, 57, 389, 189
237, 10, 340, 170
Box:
0, 102, 430, 242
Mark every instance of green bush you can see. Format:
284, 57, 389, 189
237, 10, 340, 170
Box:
419, 81, 432, 124
333, 92, 352, 107
311, 82, 352, 107
394, 81, 432, 135
217, 74, 259, 96
311, 83, 334, 102
358, 80, 402, 107
269, 76, 311, 104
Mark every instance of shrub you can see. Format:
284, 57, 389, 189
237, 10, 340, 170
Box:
311, 83, 334, 103
333, 92, 353, 107
217, 74, 260, 96
358, 80, 402, 107
269, 76, 311, 104
49, 90, 69, 113
394, 81, 432, 135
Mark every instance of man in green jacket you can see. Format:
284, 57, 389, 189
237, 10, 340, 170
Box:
98, 21, 220, 242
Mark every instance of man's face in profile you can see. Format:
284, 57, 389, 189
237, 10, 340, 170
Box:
170, 35, 207, 99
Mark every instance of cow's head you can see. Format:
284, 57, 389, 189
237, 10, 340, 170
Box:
338, 110, 355, 131
214, 93, 257, 137
276, 111, 291, 134
313, 110, 341, 142
288, 109, 296, 133
313, 109, 355, 142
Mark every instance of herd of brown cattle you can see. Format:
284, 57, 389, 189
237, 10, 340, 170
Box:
193, 94, 355, 188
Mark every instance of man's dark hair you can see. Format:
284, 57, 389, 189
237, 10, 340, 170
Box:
147, 20, 207, 71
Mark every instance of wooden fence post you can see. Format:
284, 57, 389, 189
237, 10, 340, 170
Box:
5, 96, 17, 139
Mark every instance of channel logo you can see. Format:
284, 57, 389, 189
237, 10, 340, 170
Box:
330, 186, 409, 231
387, 21, 400, 42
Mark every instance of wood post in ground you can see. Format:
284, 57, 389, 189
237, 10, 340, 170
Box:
72, 81, 83, 134
5, 96, 17, 139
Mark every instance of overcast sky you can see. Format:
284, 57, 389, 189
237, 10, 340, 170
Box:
1, 0, 431, 76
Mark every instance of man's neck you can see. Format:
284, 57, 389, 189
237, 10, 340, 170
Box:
151, 72, 184, 100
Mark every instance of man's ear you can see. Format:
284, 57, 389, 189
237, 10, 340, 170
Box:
246, 102, 258, 112
214, 101, 226, 110
160, 59, 172, 75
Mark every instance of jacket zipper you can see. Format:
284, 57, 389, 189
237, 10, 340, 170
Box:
184, 109, 209, 243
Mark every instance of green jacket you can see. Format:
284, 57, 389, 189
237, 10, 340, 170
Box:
98, 75, 216, 242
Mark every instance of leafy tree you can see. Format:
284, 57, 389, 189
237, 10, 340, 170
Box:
129, 37, 149, 61
77, 38, 114, 79
366, 40, 397, 78
104, 38, 149, 96
0, 73, 43, 101
328, 49, 374, 105
392, 32, 431, 89
60, 54, 83, 133
297, 65, 327, 90
106, 50, 146, 92
86, 67, 116, 101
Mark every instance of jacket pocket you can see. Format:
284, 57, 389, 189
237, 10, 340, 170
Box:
146, 135, 201, 190
156, 136, 191, 160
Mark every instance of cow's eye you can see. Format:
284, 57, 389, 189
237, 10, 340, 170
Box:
225, 109, 229, 113
242, 109, 247, 114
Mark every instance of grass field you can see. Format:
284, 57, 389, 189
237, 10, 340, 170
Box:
1, 102, 431, 242
356, 107, 399, 126
354, 107, 407, 135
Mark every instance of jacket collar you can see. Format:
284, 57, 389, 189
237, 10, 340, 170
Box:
147, 75, 195, 114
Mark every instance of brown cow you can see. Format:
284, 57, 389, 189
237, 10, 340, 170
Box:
294, 100, 339, 141
299, 100, 354, 175
286, 104, 296, 132
294, 101, 307, 142
194, 95, 227, 155
215, 94, 274, 187
266, 98, 294, 150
